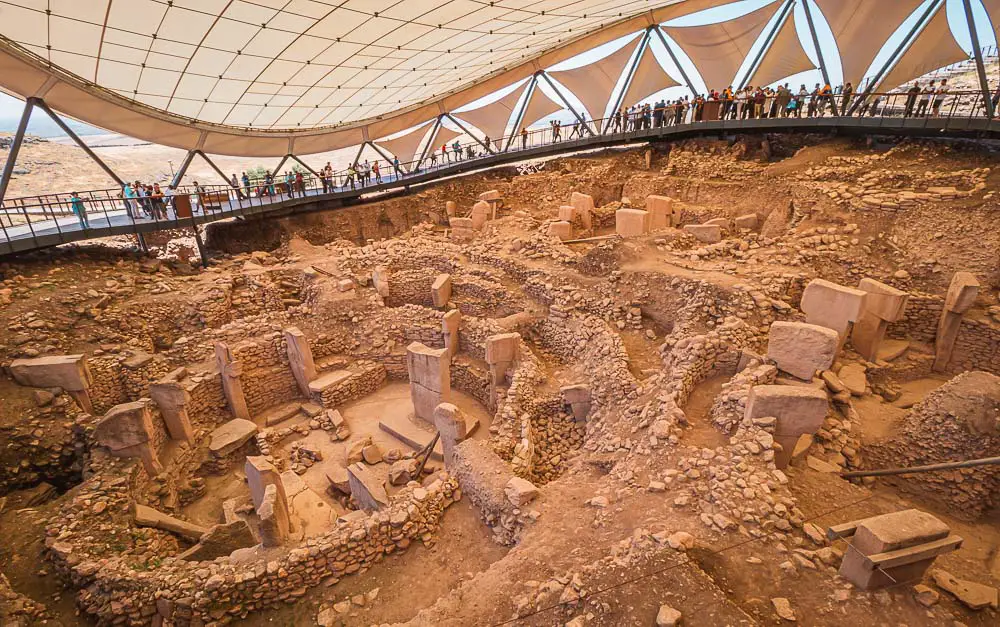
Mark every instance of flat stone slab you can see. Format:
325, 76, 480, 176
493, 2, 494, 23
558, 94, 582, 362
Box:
134, 504, 208, 542
378, 412, 478, 461
263, 402, 302, 427
932, 570, 999, 609
347, 462, 389, 511
877, 339, 910, 361
209, 418, 259, 457
308, 369, 352, 393
179, 520, 256, 561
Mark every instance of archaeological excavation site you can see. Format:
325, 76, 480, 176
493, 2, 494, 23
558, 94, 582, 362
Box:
1, 135, 999, 627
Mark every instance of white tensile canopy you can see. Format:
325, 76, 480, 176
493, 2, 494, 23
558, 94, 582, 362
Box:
0, 0, 988, 156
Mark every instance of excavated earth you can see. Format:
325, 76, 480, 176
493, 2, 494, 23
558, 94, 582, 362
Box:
1, 134, 999, 627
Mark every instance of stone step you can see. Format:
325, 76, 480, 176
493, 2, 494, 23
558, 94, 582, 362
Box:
378, 412, 478, 461
877, 339, 910, 362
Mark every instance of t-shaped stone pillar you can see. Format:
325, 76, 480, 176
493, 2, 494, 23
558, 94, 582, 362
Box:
284, 326, 317, 397
561, 384, 592, 422
431, 273, 452, 308
245, 455, 288, 513
442, 309, 461, 358
148, 378, 194, 443
570, 192, 594, 230
485, 333, 520, 386
372, 266, 391, 297
933, 272, 980, 372
800, 278, 867, 343
645, 195, 680, 229
258, 483, 290, 548
406, 342, 451, 423
745, 385, 829, 468
850, 278, 909, 361
93, 398, 163, 475
829, 509, 961, 590
433, 402, 467, 466
214, 342, 251, 421
10, 354, 95, 414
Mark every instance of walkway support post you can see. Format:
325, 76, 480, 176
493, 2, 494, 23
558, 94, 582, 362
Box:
539, 72, 595, 135
652, 27, 699, 99
170, 150, 205, 266
605, 29, 652, 133
0, 98, 34, 207
417, 117, 442, 167
801, 0, 839, 114
848, 0, 943, 115
445, 113, 496, 153
963, 0, 994, 118
505, 76, 538, 151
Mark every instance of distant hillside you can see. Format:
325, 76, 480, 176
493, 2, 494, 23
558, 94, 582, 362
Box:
0, 114, 104, 138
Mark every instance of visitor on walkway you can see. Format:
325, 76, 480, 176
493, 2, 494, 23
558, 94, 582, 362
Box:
285, 171, 296, 198
933, 79, 949, 116
841, 82, 854, 113
442, 144, 449, 162
452, 139, 462, 159
192, 181, 207, 214
241, 172, 251, 197
164, 184, 176, 214
265, 171, 275, 197
373, 160, 382, 184
483, 134, 492, 152
295, 170, 305, 195
520, 127, 528, 149
69, 192, 89, 229
569, 119, 581, 139
904, 83, 921, 117
393, 157, 401, 176
346, 164, 357, 190
916, 81, 934, 117
151, 183, 166, 220
123, 182, 138, 218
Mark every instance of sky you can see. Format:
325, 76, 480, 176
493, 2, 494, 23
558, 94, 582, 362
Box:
0, 0, 996, 143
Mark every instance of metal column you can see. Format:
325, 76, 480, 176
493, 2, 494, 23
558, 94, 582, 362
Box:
848, 0, 942, 114
171, 150, 197, 188
963, 0, 994, 118
417, 117, 443, 166
538, 72, 595, 135
169, 150, 206, 266
0, 98, 34, 206
738, 0, 795, 91
34, 99, 125, 185
194, 150, 245, 198
652, 27, 699, 99
505, 76, 538, 151
801, 0, 838, 113
445, 113, 496, 152
605, 29, 652, 133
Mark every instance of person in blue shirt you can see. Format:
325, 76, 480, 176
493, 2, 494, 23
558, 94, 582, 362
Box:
69, 192, 89, 228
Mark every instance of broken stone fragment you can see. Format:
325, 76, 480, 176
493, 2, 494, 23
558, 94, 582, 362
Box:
504, 477, 539, 507
655, 604, 682, 626
931, 570, 999, 610
388, 459, 419, 485
770, 597, 796, 621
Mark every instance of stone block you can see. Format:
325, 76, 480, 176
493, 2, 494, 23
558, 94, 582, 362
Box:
214, 342, 250, 421
561, 383, 592, 422
570, 192, 594, 230
209, 419, 258, 458
442, 308, 461, 357
548, 220, 572, 241
485, 333, 520, 364
410, 383, 447, 424
134, 504, 208, 542
449, 217, 474, 241
258, 483, 290, 548
478, 189, 501, 201
284, 326, 317, 397
337, 278, 354, 292
445, 200, 457, 217
179, 520, 256, 561
934, 272, 981, 372
372, 266, 390, 297
682, 223, 721, 243
735, 213, 758, 230
746, 384, 828, 468
433, 402, 467, 465
558, 205, 575, 221
767, 321, 839, 380
645, 195, 674, 230
431, 273, 452, 308
347, 462, 389, 511
616, 209, 649, 237
800, 279, 867, 339
704, 217, 730, 229
9, 354, 92, 391
504, 477, 540, 507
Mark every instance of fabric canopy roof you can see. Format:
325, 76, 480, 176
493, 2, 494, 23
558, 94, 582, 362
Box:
746, 9, 816, 88
548, 37, 641, 120
664, 1, 780, 92
519, 83, 565, 128
620, 46, 682, 109
0, 0, 980, 156
374, 123, 432, 168
812, 0, 925, 88
878, 3, 969, 91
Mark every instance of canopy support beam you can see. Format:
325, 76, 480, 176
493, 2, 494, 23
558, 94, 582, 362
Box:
605, 29, 652, 133
446, 113, 496, 152
963, 0, 994, 118
0, 98, 34, 208
288, 154, 322, 179
170, 150, 196, 188
737, 0, 795, 92
848, 0, 942, 114
505, 77, 538, 151
194, 150, 245, 199
272, 155, 291, 178
802, 0, 838, 114
367, 141, 401, 177
34, 99, 125, 186
417, 117, 442, 168
652, 27, 699, 100
538, 72, 594, 135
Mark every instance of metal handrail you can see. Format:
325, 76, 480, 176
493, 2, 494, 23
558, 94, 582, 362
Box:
0, 89, 993, 251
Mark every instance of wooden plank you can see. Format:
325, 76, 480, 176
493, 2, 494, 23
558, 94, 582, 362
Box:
863, 535, 963, 571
